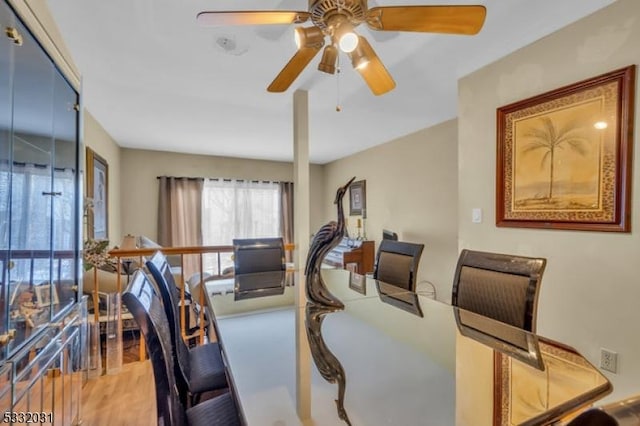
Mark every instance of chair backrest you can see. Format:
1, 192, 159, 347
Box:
232, 237, 285, 274
146, 251, 192, 398
233, 238, 286, 297
451, 249, 546, 332
122, 270, 187, 426
373, 240, 424, 292
565, 408, 618, 426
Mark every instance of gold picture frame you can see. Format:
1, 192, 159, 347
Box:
86, 147, 109, 239
496, 65, 635, 232
494, 339, 612, 425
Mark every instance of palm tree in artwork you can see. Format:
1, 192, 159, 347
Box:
522, 116, 590, 200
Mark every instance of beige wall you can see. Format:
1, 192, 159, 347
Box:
120, 148, 325, 242
458, 0, 640, 400
323, 120, 459, 300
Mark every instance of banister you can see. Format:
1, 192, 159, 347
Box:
108, 243, 295, 257
99, 243, 295, 361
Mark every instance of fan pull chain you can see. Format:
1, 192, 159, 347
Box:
336, 53, 342, 112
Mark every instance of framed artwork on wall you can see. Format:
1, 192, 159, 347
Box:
86, 147, 109, 239
349, 179, 366, 217
496, 65, 635, 232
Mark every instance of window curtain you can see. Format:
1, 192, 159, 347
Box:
202, 179, 281, 242
202, 179, 281, 274
157, 177, 293, 278
157, 176, 204, 278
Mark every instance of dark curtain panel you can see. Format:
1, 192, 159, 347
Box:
157, 176, 204, 278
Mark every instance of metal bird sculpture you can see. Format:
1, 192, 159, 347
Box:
305, 302, 352, 425
304, 176, 356, 308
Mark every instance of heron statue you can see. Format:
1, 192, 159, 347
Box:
304, 176, 356, 308
306, 302, 352, 425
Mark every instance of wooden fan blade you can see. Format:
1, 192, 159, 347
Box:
352, 37, 395, 96
366, 5, 486, 35
197, 11, 310, 26
268, 45, 322, 93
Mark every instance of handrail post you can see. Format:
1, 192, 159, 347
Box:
137, 254, 146, 361
198, 253, 205, 345
92, 267, 99, 324
180, 254, 186, 340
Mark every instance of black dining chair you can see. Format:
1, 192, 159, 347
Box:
565, 409, 618, 426
232, 237, 285, 275
146, 251, 228, 405
373, 240, 424, 292
451, 249, 546, 332
122, 270, 241, 426
232, 238, 286, 298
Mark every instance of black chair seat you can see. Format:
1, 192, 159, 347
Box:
146, 251, 229, 404
187, 392, 241, 426
565, 409, 618, 426
189, 342, 227, 394
123, 270, 241, 426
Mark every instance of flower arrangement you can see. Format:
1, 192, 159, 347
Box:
83, 238, 117, 272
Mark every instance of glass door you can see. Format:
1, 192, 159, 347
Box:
51, 67, 79, 318
7, 17, 55, 356
0, 0, 13, 359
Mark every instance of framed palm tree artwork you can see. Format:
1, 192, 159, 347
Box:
496, 65, 635, 232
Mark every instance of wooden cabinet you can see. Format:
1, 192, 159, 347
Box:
324, 240, 375, 274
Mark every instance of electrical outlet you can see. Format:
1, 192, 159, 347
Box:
600, 348, 618, 373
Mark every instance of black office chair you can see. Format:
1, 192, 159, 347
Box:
567, 393, 640, 426
122, 270, 241, 426
146, 251, 228, 405
451, 249, 546, 332
232, 238, 286, 298
373, 240, 424, 292
566, 409, 618, 426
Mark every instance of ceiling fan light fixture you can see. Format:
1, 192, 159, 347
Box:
349, 43, 369, 70
294, 26, 324, 49
318, 45, 338, 74
338, 32, 358, 53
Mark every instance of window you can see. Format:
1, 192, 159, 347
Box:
201, 179, 281, 274
2, 164, 75, 284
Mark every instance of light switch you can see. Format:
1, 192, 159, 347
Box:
472, 208, 482, 223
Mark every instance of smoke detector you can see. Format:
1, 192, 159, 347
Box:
214, 35, 249, 56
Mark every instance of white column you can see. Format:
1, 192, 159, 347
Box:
293, 90, 312, 421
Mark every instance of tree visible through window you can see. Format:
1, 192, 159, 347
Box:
201, 179, 281, 274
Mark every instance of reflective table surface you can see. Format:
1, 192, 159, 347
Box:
205, 269, 611, 426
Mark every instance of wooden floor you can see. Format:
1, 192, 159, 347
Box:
80, 328, 215, 425
81, 361, 156, 426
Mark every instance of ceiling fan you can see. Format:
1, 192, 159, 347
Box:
197, 1, 486, 96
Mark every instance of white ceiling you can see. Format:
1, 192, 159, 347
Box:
47, 0, 615, 164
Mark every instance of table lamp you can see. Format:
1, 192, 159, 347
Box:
120, 234, 137, 283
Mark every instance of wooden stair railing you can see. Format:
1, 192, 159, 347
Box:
105, 244, 295, 361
